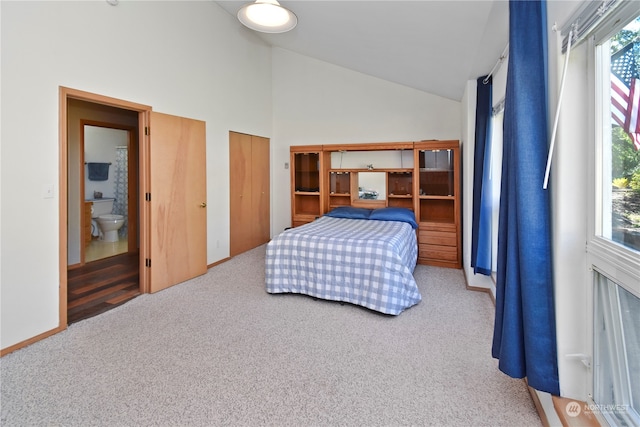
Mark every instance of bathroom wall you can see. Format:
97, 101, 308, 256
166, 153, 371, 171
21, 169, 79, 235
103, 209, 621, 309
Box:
84, 126, 127, 203
84, 126, 128, 201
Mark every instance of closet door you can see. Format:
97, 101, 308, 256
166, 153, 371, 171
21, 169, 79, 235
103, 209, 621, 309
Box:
251, 135, 270, 247
230, 132, 253, 257
229, 131, 270, 256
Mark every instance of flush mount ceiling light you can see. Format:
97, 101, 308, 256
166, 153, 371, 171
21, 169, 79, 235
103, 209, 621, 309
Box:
237, 0, 297, 34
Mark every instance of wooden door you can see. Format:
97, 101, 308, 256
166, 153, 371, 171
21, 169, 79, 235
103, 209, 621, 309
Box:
251, 135, 270, 247
229, 132, 253, 256
229, 131, 270, 256
149, 112, 207, 293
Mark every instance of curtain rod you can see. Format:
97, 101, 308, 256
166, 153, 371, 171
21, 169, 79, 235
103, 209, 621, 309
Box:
483, 44, 509, 84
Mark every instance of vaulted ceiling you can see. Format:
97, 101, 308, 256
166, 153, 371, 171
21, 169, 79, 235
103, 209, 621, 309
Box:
214, 1, 510, 101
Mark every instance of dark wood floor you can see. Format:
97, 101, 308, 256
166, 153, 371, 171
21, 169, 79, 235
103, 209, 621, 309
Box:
67, 252, 140, 324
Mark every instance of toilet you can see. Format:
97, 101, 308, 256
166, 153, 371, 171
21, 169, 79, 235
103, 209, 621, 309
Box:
90, 198, 125, 242
96, 214, 125, 242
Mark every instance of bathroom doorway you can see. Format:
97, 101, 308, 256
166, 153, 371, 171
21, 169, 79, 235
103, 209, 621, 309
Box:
67, 99, 140, 267
66, 98, 141, 323
82, 123, 137, 263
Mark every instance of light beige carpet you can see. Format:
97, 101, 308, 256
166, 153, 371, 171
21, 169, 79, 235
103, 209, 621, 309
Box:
1, 245, 541, 426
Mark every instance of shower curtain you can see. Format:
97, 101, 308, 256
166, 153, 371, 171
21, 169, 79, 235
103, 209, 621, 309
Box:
113, 146, 128, 238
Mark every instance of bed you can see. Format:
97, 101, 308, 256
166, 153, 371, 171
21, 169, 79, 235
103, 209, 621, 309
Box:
265, 207, 421, 315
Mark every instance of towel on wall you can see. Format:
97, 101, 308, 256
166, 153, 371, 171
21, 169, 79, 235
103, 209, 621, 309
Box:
87, 162, 110, 181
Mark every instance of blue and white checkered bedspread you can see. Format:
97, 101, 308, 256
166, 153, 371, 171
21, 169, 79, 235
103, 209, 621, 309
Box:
265, 216, 421, 315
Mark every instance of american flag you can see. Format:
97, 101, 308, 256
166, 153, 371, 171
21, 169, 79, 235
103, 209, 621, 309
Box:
611, 42, 640, 150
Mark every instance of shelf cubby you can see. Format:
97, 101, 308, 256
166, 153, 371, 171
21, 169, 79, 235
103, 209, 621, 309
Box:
387, 171, 413, 197
295, 193, 321, 216
291, 146, 325, 226
419, 198, 455, 224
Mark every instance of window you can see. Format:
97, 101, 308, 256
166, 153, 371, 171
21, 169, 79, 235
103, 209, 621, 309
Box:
594, 271, 640, 426
590, 11, 640, 426
600, 19, 640, 253
489, 107, 503, 275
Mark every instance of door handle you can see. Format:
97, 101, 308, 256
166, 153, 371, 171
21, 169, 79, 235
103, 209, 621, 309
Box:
200, 202, 207, 208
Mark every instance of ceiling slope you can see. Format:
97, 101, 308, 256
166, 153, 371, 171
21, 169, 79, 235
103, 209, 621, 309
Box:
214, 1, 509, 101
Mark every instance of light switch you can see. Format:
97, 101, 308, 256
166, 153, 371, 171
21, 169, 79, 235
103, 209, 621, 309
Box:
43, 184, 54, 199
284, 162, 289, 169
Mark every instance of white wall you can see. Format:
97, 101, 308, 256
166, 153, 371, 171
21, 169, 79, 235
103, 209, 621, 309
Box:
0, 1, 272, 349
271, 48, 462, 234
547, 1, 591, 403
551, 40, 590, 401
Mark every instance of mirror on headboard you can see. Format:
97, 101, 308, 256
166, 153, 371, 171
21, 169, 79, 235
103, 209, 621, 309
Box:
357, 172, 386, 201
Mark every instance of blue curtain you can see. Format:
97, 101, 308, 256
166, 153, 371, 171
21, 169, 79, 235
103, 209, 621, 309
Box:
491, 0, 560, 395
471, 75, 493, 276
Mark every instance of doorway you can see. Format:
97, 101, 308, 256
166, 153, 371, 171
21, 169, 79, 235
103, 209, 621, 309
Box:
81, 123, 138, 263
66, 102, 141, 323
60, 88, 152, 327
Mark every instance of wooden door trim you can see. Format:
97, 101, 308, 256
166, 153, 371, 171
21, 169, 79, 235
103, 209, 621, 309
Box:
59, 86, 152, 330
139, 110, 151, 294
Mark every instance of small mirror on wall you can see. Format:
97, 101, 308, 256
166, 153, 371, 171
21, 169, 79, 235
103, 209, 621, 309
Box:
357, 172, 386, 200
